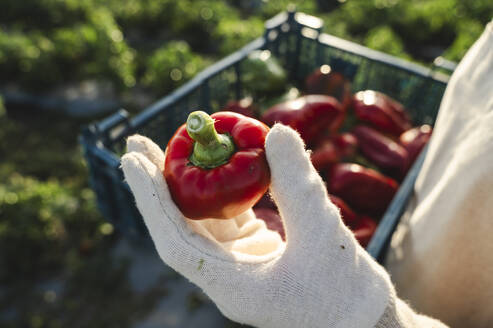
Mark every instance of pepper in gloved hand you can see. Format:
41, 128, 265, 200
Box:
164, 111, 270, 220
121, 123, 446, 328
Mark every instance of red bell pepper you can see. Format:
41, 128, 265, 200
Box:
327, 163, 399, 217
329, 194, 359, 228
331, 133, 359, 160
305, 65, 353, 110
254, 191, 277, 211
329, 194, 377, 247
261, 95, 344, 146
381, 93, 411, 126
311, 140, 340, 173
223, 97, 258, 118
352, 125, 409, 178
352, 90, 412, 136
164, 111, 271, 220
400, 124, 432, 165
253, 207, 285, 241
311, 133, 358, 173
353, 216, 377, 248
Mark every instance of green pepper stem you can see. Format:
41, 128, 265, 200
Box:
186, 111, 235, 169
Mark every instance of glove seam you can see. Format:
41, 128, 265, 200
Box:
372, 279, 397, 328
374, 296, 398, 328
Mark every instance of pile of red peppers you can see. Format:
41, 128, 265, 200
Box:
164, 63, 432, 248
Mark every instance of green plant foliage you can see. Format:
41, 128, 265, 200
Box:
105, 0, 239, 52
0, 0, 93, 30
142, 41, 209, 94
213, 18, 264, 55
0, 29, 61, 88
102, 0, 178, 33
459, 0, 493, 24
1, 0, 491, 94
443, 19, 485, 61
0, 93, 175, 325
0, 7, 135, 91
241, 50, 287, 97
393, 0, 458, 50
56, 7, 136, 89
323, 0, 491, 62
170, 0, 239, 52
0, 172, 102, 282
324, 0, 396, 37
259, 0, 317, 18
0, 110, 104, 284
0, 111, 86, 181
365, 26, 410, 59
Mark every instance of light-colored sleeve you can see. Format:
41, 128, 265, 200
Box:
385, 20, 493, 327
375, 297, 448, 328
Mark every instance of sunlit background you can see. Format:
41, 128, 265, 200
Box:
1, 0, 491, 327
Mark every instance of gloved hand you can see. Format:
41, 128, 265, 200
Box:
121, 124, 445, 328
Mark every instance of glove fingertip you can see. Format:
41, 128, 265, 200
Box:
121, 152, 142, 181
126, 134, 165, 170
126, 134, 149, 152
121, 152, 159, 195
265, 124, 314, 186
265, 124, 307, 159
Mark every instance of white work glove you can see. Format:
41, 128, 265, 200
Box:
121, 124, 445, 328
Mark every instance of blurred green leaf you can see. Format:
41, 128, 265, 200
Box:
213, 18, 264, 55
365, 26, 411, 59
142, 41, 209, 94
443, 19, 485, 61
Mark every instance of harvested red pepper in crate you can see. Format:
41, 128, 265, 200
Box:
310, 132, 358, 173
400, 124, 433, 165
352, 90, 412, 136
305, 64, 353, 111
352, 125, 410, 179
261, 95, 344, 146
327, 163, 399, 218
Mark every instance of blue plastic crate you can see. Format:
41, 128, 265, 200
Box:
80, 10, 454, 261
